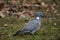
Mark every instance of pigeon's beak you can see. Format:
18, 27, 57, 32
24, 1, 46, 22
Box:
41, 14, 46, 18
41, 14, 44, 17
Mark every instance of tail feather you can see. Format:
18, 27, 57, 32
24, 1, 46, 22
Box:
13, 30, 23, 36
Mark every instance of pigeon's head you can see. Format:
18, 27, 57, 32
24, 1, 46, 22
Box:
35, 12, 43, 17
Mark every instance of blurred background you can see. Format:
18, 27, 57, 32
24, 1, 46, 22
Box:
0, 0, 60, 40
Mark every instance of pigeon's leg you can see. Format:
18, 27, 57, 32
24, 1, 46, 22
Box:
29, 32, 34, 35
30, 30, 36, 35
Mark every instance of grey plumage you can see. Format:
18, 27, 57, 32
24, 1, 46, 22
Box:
13, 12, 42, 36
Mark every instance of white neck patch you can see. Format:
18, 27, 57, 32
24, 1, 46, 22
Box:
36, 17, 40, 19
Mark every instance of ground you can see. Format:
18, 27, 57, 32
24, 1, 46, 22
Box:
0, 17, 60, 40
0, 0, 60, 40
